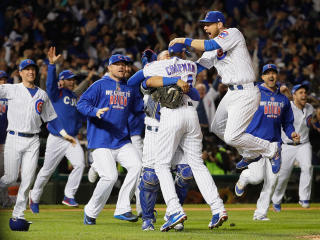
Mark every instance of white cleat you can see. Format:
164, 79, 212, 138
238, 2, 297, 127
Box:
253, 215, 270, 221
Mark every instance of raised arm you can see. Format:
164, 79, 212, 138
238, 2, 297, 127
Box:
46, 47, 62, 101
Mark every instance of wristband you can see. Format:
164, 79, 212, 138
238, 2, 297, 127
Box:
184, 38, 193, 47
59, 129, 67, 137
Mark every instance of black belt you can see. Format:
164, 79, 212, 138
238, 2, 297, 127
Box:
286, 142, 301, 146
228, 82, 257, 90
146, 125, 158, 132
9, 131, 38, 138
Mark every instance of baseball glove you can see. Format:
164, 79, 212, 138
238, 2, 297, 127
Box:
151, 85, 184, 109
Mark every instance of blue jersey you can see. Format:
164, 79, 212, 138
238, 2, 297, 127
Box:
0, 98, 8, 144
128, 85, 145, 136
46, 64, 83, 137
77, 75, 141, 149
246, 83, 295, 142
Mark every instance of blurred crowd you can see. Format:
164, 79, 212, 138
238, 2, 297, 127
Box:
0, 0, 319, 175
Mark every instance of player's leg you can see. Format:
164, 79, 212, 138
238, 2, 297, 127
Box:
0, 135, 23, 206
130, 135, 143, 217
12, 137, 40, 219
64, 137, 85, 206
0, 143, 12, 206
296, 143, 313, 207
254, 158, 277, 220
211, 91, 229, 141
84, 148, 118, 220
114, 143, 142, 218
235, 159, 265, 196
181, 107, 227, 229
30, 134, 67, 204
154, 108, 185, 217
272, 144, 296, 208
223, 88, 278, 159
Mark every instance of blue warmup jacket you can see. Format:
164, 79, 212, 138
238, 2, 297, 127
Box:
77, 75, 142, 149
128, 85, 145, 137
0, 98, 8, 144
46, 64, 83, 137
246, 83, 295, 142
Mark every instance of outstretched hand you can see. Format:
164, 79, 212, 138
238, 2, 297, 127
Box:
169, 38, 186, 47
48, 46, 62, 64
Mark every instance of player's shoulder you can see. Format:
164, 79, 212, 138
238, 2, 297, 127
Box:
305, 102, 314, 112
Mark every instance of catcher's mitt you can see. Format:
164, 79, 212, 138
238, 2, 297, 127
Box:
151, 85, 184, 109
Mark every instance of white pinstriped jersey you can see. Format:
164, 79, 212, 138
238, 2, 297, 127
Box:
0, 83, 57, 133
143, 57, 197, 104
281, 102, 314, 144
197, 28, 256, 85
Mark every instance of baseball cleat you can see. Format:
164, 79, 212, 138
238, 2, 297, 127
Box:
271, 142, 282, 174
160, 211, 187, 232
62, 196, 79, 207
114, 212, 139, 222
84, 212, 96, 225
29, 192, 39, 214
273, 203, 281, 212
234, 182, 245, 197
88, 167, 98, 183
253, 215, 270, 221
142, 219, 154, 231
209, 211, 228, 229
299, 200, 310, 208
236, 156, 262, 170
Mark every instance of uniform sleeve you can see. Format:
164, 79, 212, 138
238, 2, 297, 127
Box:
197, 51, 217, 70
187, 87, 200, 101
281, 97, 295, 139
46, 64, 60, 101
127, 70, 145, 86
41, 94, 58, 122
143, 61, 165, 77
131, 86, 144, 114
0, 84, 11, 99
77, 83, 100, 118
213, 28, 243, 52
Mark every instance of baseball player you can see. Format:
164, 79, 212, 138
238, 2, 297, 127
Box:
272, 83, 314, 210
29, 47, 85, 212
0, 59, 76, 230
169, 11, 282, 174
129, 44, 227, 232
128, 49, 196, 231
0, 70, 13, 208
77, 54, 142, 225
234, 64, 300, 220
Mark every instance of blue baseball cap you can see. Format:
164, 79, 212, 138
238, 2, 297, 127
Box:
123, 56, 133, 63
59, 70, 75, 80
9, 218, 32, 231
19, 59, 38, 72
0, 70, 8, 79
262, 64, 278, 74
199, 11, 225, 24
108, 54, 126, 66
168, 43, 189, 54
291, 83, 309, 94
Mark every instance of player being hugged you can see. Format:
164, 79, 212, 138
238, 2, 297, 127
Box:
170, 11, 282, 174
0, 59, 76, 231
77, 54, 142, 225
29, 47, 86, 213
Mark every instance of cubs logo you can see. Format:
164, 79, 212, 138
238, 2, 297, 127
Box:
306, 114, 312, 128
217, 49, 227, 60
35, 99, 44, 114
270, 97, 275, 101
218, 30, 229, 39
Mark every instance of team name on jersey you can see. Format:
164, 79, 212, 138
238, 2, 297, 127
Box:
106, 89, 131, 109
63, 96, 77, 106
165, 63, 196, 76
260, 100, 284, 118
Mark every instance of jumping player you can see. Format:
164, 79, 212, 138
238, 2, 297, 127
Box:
234, 64, 300, 220
77, 54, 142, 225
29, 47, 85, 212
169, 11, 282, 174
272, 83, 314, 210
0, 59, 76, 230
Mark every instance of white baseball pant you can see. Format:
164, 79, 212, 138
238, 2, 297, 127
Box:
154, 105, 225, 216
272, 143, 313, 204
0, 133, 39, 219
30, 134, 85, 202
84, 143, 141, 219
211, 86, 277, 159
238, 158, 278, 218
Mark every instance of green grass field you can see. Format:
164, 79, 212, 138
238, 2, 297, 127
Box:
1, 204, 320, 240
